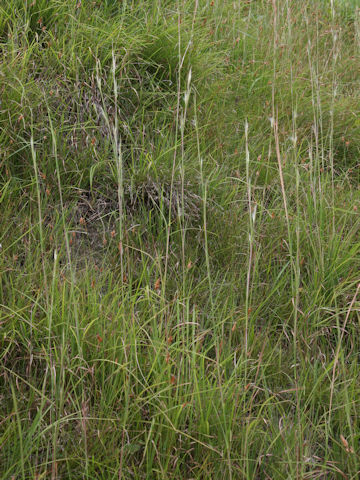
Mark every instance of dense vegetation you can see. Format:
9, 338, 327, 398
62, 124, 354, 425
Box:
1, 0, 360, 478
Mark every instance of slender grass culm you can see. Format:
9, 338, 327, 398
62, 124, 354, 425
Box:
1, 0, 360, 479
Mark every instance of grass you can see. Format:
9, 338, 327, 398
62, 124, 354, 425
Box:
1, 0, 360, 478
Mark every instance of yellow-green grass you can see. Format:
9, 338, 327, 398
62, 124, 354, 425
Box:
1, 1, 360, 478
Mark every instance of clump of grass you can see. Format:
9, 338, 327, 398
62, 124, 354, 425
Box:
1, 1, 360, 479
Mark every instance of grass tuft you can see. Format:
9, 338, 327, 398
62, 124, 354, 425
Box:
1, 1, 360, 479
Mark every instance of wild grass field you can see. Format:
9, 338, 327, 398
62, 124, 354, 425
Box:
1, 0, 360, 478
